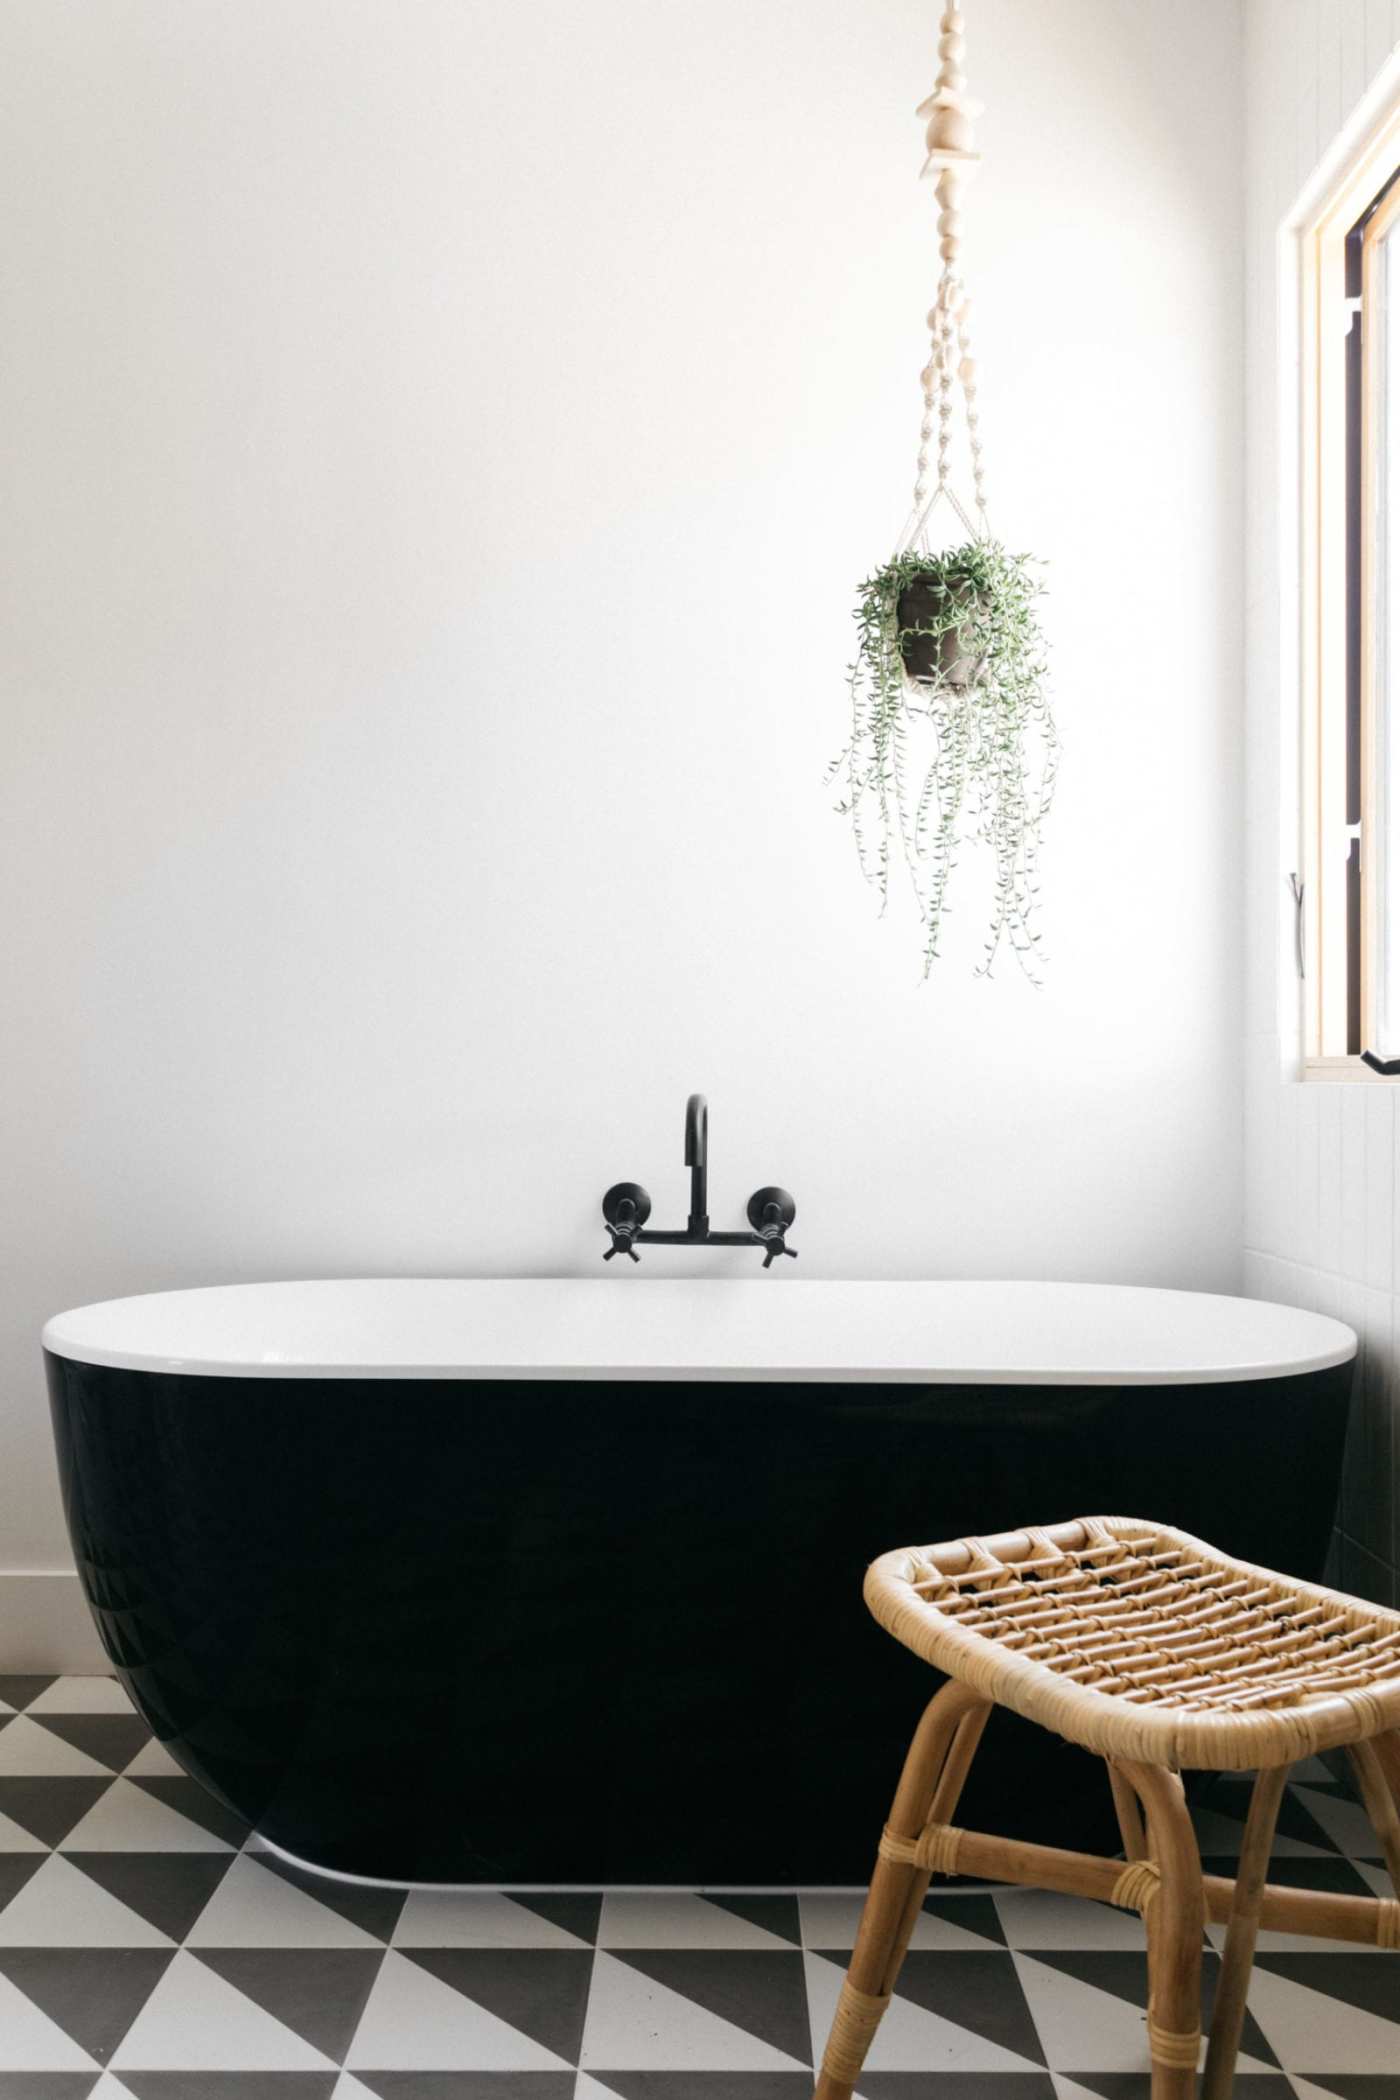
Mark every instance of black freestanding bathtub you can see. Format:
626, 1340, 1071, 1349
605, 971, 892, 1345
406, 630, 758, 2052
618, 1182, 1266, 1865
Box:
44, 1278, 1356, 1886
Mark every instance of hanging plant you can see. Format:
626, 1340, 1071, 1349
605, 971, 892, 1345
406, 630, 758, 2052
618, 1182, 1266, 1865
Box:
831, 4, 1058, 980
839, 541, 1056, 979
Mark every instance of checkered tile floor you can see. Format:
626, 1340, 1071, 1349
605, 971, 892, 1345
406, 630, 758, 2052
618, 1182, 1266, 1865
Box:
0, 1677, 1397, 2098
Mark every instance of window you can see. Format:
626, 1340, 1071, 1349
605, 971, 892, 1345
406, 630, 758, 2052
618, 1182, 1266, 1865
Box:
1300, 100, 1400, 1072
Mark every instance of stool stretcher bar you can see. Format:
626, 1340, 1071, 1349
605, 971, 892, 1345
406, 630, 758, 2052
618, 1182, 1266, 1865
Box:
900, 1818, 1400, 1948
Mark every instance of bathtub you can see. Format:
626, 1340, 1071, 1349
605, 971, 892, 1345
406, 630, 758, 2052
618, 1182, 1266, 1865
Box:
44, 1277, 1356, 1885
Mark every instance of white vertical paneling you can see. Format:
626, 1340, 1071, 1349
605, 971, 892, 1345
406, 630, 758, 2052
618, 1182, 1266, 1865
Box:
1318, 0, 1346, 140
1341, 1084, 1370, 1275
1367, 1087, 1396, 1287
1300, 54, 1321, 198
1319, 1079, 1344, 1269
1343, 0, 1369, 105
1278, 1079, 1302, 1256
1296, 1076, 1322, 1268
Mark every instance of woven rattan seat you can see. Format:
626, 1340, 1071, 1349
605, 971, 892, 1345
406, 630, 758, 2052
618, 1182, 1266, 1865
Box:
812, 1516, 1400, 2100
866, 1515, 1400, 1770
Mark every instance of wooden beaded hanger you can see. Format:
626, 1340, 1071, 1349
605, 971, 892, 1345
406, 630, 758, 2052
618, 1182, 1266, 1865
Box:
898, 4, 988, 557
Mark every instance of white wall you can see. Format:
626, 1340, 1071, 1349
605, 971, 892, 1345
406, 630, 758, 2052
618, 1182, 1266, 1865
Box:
0, 0, 1244, 1655
1241, 0, 1400, 1609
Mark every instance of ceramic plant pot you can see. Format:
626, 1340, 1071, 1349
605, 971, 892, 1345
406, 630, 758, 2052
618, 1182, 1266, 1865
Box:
896, 572, 988, 688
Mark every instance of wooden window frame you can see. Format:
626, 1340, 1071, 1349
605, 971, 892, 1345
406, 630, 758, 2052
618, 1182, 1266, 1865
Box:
1298, 89, 1400, 1078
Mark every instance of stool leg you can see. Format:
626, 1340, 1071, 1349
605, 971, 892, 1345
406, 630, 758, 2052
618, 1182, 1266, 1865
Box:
1107, 1758, 1149, 1860
812, 1681, 990, 2100
1201, 1762, 1290, 2100
1370, 1729, 1400, 1810
1120, 1763, 1206, 2100
1347, 1738, 1400, 1892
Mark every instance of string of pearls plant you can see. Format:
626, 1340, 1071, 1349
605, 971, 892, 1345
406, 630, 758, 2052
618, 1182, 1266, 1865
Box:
832, 4, 1058, 981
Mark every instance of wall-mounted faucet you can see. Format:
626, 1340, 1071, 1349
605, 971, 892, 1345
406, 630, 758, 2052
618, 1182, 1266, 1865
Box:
602, 1093, 797, 1269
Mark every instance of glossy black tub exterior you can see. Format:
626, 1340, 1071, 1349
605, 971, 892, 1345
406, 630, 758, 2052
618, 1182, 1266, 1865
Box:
47, 1355, 1352, 1884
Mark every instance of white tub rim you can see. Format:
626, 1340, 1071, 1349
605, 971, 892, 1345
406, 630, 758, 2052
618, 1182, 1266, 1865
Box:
41, 1276, 1359, 1387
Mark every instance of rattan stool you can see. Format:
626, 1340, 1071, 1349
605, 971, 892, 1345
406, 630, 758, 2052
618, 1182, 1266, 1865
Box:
813, 1516, 1400, 2100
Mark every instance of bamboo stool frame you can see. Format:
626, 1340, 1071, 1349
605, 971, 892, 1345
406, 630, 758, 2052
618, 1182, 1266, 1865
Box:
812, 1517, 1400, 2100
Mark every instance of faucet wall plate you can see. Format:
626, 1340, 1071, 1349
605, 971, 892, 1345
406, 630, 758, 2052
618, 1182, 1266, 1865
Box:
603, 1182, 652, 1229
747, 1187, 796, 1233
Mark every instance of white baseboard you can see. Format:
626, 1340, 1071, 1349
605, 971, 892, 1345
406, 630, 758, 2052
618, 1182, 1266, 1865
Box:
0, 1571, 109, 1673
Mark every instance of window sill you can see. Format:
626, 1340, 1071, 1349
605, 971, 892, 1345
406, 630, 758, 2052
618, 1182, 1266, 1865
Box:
1302, 1054, 1400, 1081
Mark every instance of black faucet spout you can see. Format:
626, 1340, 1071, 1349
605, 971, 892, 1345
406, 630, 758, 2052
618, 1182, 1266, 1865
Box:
684, 1092, 708, 1235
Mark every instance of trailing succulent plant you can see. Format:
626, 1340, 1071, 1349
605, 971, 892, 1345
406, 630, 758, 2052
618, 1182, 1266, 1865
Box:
831, 537, 1058, 981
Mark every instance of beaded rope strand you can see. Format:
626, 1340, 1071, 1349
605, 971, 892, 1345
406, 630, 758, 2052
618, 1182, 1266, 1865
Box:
903, 5, 986, 555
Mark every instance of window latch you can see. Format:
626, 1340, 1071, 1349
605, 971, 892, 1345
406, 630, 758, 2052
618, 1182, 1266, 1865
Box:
1362, 1050, 1400, 1074
1288, 872, 1305, 979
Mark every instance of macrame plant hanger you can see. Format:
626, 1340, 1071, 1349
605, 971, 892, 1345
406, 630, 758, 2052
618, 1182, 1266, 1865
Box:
833, 0, 1054, 982
896, 4, 987, 561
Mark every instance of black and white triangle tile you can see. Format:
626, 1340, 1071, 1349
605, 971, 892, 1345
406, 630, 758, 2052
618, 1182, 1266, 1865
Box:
1, 1681, 1399, 2096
